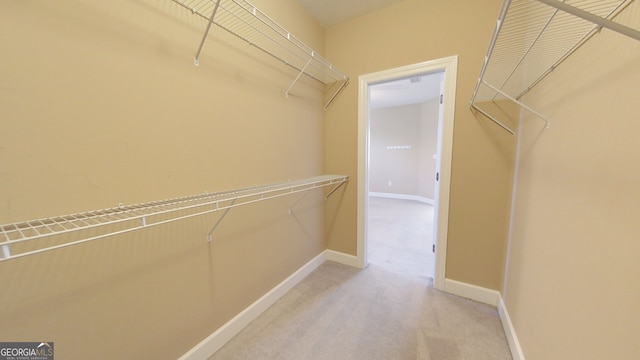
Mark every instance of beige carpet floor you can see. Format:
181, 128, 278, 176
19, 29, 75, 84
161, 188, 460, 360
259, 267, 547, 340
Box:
209, 198, 512, 360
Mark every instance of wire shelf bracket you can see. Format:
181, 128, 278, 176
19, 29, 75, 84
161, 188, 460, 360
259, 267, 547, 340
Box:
193, 0, 222, 67
0, 175, 349, 262
206, 198, 236, 242
470, 0, 639, 134
288, 190, 311, 214
173, 0, 349, 110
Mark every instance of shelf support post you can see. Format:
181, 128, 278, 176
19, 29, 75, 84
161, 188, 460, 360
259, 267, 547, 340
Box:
536, 0, 640, 41
471, 103, 516, 135
285, 54, 314, 98
325, 180, 347, 200
206, 198, 237, 242
194, 0, 222, 67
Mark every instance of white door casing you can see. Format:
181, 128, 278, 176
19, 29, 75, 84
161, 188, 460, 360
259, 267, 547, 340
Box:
357, 56, 458, 291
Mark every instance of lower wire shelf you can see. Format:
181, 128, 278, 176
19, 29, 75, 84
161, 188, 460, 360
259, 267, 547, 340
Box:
0, 175, 348, 262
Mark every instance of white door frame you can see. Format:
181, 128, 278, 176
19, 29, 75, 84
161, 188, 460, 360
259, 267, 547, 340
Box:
356, 56, 458, 291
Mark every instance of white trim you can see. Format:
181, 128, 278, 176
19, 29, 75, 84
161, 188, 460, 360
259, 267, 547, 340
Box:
179, 252, 326, 360
358, 56, 458, 291
498, 298, 526, 360
357, 78, 370, 270
442, 279, 526, 358
443, 278, 501, 307
325, 249, 361, 268
369, 192, 434, 205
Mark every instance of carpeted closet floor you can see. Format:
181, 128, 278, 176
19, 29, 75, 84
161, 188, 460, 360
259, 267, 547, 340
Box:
209, 197, 512, 360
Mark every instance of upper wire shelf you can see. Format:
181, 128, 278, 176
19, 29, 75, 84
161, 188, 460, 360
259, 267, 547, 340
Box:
0, 175, 349, 262
470, 0, 639, 134
171, 0, 349, 110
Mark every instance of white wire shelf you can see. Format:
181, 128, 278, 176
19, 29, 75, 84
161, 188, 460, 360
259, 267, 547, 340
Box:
470, 0, 639, 134
0, 175, 349, 263
170, 0, 349, 110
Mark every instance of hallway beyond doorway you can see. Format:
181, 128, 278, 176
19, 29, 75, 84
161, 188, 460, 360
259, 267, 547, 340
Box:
368, 197, 434, 279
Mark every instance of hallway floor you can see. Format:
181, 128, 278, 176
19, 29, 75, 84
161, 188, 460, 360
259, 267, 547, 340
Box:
368, 196, 435, 279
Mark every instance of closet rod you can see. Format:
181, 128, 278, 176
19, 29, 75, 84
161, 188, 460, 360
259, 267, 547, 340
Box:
537, 0, 640, 41
471, 104, 516, 135
482, 80, 550, 128
0, 175, 349, 263
470, 0, 637, 135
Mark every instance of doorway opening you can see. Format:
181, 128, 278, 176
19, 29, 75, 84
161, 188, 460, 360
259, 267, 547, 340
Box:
367, 71, 442, 280
357, 56, 458, 291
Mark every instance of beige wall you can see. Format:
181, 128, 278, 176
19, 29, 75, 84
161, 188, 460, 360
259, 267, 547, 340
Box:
369, 100, 439, 199
324, 0, 516, 290
0, 0, 330, 358
370, 104, 421, 195
9, 0, 622, 357
504, 2, 640, 359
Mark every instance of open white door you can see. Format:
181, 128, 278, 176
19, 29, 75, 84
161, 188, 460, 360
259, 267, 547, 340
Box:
431, 73, 445, 257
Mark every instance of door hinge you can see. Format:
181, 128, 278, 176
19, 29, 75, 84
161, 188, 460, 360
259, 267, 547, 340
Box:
432, 244, 436, 253
436, 172, 439, 181
440, 94, 443, 104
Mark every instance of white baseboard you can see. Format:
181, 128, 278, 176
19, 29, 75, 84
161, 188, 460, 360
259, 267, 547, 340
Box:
325, 249, 360, 268
369, 192, 434, 205
498, 298, 525, 360
443, 278, 501, 307
179, 251, 327, 360
443, 279, 525, 359
180, 253, 524, 360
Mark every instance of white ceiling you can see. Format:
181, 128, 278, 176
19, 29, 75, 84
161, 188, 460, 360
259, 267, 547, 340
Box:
370, 72, 443, 110
296, 0, 404, 27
